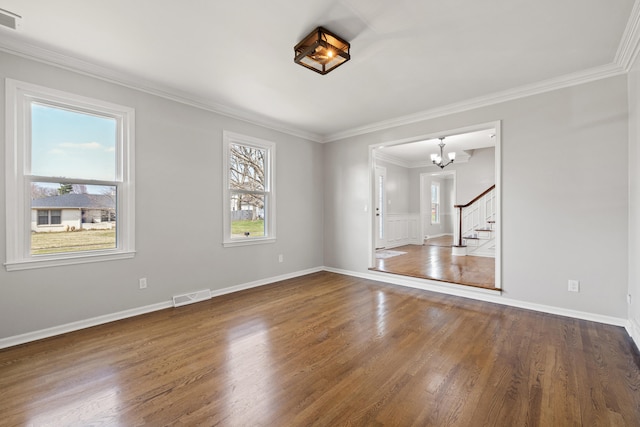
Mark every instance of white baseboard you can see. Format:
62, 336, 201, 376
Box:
627, 317, 640, 348
208, 267, 324, 298
0, 300, 173, 350
0, 266, 324, 350
424, 233, 452, 240
1, 266, 629, 350
325, 267, 628, 327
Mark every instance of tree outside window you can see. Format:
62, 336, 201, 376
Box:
223, 132, 275, 246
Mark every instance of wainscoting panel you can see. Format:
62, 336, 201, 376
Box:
385, 213, 421, 248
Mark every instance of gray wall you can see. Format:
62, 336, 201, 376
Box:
0, 51, 325, 339
324, 75, 629, 319
375, 159, 411, 215
0, 49, 635, 341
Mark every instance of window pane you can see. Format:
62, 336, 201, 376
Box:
229, 143, 266, 191
31, 103, 117, 181
50, 210, 62, 225
37, 210, 48, 225
30, 183, 117, 255
230, 192, 265, 238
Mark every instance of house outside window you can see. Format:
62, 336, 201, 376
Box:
4, 79, 135, 270
222, 131, 275, 247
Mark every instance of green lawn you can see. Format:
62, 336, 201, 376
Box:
31, 229, 116, 255
231, 220, 264, 237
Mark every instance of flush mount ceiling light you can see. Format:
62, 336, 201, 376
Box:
294, 26, 350, 75
431, 137, 456, 169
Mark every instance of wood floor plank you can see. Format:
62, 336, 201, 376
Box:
0, 271, 639, 426
372, 241, 496, 289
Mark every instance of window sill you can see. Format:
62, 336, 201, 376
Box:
5, 250, 136, 271
223, 237, 276, 248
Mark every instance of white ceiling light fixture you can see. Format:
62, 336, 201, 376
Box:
430, 137, 455, 169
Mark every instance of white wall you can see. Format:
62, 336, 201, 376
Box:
324, 75, 629, 319
0, 51, 324, 340
628, 59, 640, 344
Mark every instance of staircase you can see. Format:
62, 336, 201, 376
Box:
453, 185, 496, 257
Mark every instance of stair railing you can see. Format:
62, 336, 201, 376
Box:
454, 185, 496, 247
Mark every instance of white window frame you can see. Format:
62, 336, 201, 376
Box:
222, 131, 276, 247
5, 79, 135, 271
431, 181, 441, 225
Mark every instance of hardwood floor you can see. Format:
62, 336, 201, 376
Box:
1, 271, 639, 426
372, 237, 496, 290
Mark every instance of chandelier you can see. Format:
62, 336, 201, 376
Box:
430, 137, 456, 169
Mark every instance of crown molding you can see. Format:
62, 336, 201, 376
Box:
616, 0, 640, 71
0, 34, 324, 143
325, 1, 640, 143
2, 7, 639, 147
324, 62, 625, 143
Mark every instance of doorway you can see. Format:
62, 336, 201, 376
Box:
370, 122, 501, 290
420, 171, 456, 244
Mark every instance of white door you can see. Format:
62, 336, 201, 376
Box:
375, 166, 387, 249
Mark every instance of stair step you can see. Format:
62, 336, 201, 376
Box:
475, 228, 493, 232
487, 220, 495, 223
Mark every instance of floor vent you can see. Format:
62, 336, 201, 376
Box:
172, 289, 211, 307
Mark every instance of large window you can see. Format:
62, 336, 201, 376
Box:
5, 79, 135, 270
222, 131, 275, 246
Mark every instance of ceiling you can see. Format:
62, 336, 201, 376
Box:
0, 1, 637, 142
377, 128, 496, 168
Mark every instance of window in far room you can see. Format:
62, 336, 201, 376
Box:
222, 131, 275, 247
431, 181, 440, 225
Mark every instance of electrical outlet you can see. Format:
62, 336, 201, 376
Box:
568, 279, 580, 292
139, 277, 147, 289
278, 254, 284, 263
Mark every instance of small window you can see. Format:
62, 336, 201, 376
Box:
5, 79, 135, 270
222, 131, 275, 247
431, 181, 440, 225
37, 210, 62, 226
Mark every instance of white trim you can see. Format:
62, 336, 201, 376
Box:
4, 79, 135, 271
1, 18, 637, 144
326, 267, 627, 327
616, 0, 640, 72
0, 34, 324, 143
627, 317, 640, 348
209, 267, 323, 298
0, 266, 324, 350
370, 120, 502, 289
324, 64, 624, 142
0, 266, 629, 349
5, 251, 135, 271
0, 300, 172, 350
222, 131, 276, 247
